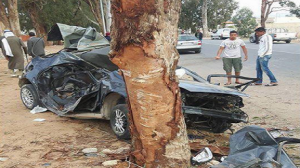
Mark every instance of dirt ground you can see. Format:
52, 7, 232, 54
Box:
0, 45, 299, 167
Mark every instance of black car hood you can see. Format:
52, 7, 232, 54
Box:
179, 80, 248, 97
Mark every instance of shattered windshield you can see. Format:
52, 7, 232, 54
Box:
47, 23, 109, 51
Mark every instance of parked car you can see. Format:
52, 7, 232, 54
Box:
249, 28, 297, 43
19, 24, 257, 139
211, 28, 235, 40
176, 34, 202, 53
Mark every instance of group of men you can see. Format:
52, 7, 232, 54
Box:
0, 30, 45, 77
215, 27, 278, 86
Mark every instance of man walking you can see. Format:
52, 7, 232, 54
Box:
4, 30, 28, 77
215, 30, 248, 85
27, 32, 45, 57
254, 27, 278, 86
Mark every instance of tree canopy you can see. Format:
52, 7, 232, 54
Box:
179, 0, 238, 32
18, 0, 98, 34
232, 8, 258, 37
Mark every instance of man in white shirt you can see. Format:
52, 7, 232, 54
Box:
254, 27, 278, 86
215, 30, 248, 85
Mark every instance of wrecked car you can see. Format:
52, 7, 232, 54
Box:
19, 23, 257, 139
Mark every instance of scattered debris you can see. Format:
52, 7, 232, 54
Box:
85, 153, 98, 157
102, 146, 130, 155
0, 157, 8, 162
191, 147, 213, 166
82, 148, 98, 154
30, 105, 48, 114
189, 143, 229, 156
102, 160, 120, 167
33, 118, 46, 122
41, 163, 51, 167
207, 160, 220, 166
102, 146, 131, 160
212, 126, 300, 168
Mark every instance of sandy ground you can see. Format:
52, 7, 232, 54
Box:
0, 45, 299, 167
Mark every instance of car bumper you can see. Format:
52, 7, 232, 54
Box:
182, 106, 247, 123
273, 37, 296, 41
177, 45, 201, 51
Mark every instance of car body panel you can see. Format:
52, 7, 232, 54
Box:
211, 28, 234, 39
249, 28, 297, 43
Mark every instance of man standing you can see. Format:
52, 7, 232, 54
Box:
27, 32, 45, 57
254, 27, 278, 86
215, 30, 248, 85
198, 30, 203, 41
195, 29, 203, 41
4, 30, 27, 77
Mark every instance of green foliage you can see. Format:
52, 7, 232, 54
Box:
19, 0, 98, 33
232, 8, 257, 38
207, 0, 238, 29
290, 6, 300, 18
179, 0, 238, 32
179, 0, 201, 32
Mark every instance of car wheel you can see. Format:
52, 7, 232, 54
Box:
211, 36, 214, 40
110, 104, 131, 139
249, 37, 255, 43
286, 40, 291, 43
20, 84, 39, 109
195, 49, 201, 53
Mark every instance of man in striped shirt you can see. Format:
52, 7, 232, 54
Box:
254, 27, 278, 86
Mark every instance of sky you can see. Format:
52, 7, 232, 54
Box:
236, 0, 300, 18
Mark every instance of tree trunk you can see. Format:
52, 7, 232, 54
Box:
7, 0, 22, 36
103, 0, 112, 32
202, 0, 209, 37
0, 2, 11, 31
261, 0, 274, 28
261, 0, 267, 27
83, 0, 104, 34
109, 0, 191, 167
26, 3, 49, 45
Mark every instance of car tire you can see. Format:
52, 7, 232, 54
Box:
20, 84, 39, 110
286, 40, 291, 43
211, 36, 214, 40
249, 37, 255, 43
110, 104, 131, 140
195, 49, 201, 53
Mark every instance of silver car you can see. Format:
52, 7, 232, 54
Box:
176, 34, 202, 53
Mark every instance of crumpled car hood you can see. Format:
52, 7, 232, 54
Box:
47, 23, 109, 51
179, 80, 248, 97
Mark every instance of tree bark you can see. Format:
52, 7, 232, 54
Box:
83, 0, 104, 34
26, 2, 49, 45
7, 0, 22, 36
261, 0, 274, 28
202, 0, 209, 37
0, 2, 11, 31
109, 0, 191, 167
103, 0, 112, 32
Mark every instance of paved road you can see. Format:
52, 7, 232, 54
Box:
179, 39, 300, 82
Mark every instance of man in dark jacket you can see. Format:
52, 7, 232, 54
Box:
195, 29, 203, 41
27, 32, 45, 57
198, 30, 203, 41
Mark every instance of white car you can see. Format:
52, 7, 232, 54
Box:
249, 28, 297, 43
211, 28, 235, 40
176, 35, 202, 53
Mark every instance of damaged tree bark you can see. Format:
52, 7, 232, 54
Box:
109, 0, 191, 167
